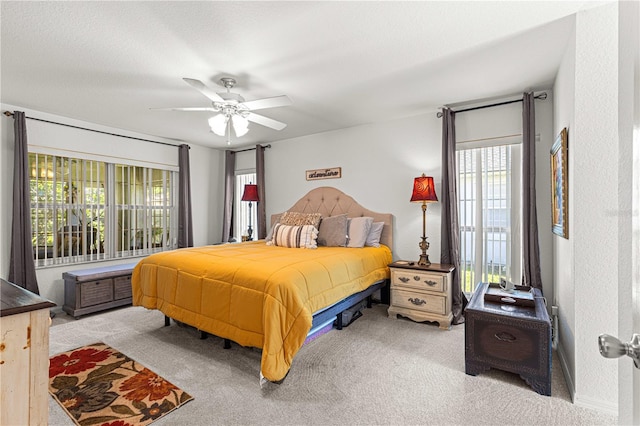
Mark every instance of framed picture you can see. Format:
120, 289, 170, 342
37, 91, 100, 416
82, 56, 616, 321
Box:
550, 128, 568, 239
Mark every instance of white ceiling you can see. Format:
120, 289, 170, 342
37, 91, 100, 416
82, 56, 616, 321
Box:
0, 1, 608, 149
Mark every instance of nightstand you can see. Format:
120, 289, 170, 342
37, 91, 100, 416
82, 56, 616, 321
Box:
387, 261, 454, 330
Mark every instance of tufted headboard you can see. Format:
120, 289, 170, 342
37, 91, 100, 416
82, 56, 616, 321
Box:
270, 186, 393, 249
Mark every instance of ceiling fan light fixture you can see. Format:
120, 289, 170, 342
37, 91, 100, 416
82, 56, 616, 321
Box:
231, 115, 249, 137
160, 77, 291, 143
208, 114, 228, 136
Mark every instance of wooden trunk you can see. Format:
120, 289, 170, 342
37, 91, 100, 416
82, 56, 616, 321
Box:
464, 282, 552, 396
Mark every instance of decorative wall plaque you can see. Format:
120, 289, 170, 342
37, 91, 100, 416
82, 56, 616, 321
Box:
305, 167, 341, 181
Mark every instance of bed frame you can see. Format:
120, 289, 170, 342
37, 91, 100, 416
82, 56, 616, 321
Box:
165, 186, 393, 348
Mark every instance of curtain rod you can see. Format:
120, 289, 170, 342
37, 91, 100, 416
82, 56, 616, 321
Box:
3, 110, 184, 148
436, 92, 547, 118
232, 144, 272, 153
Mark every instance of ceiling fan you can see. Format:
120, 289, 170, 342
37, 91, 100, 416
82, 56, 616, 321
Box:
154, 77, 291, 142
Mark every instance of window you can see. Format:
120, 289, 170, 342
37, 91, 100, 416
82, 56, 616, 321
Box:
234, 172, 257, 242
457, 142, 522, 295
29, 152, 178, 267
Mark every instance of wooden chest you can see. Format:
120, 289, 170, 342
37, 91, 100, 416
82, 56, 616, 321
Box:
464, 282, 552, 396
63, 263, 137, 318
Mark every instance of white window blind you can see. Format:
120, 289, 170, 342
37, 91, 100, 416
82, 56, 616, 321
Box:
456, 142, 522, 294
29, 152, 178, 267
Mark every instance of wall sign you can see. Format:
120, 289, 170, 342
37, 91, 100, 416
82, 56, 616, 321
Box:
306, 167, 342, 181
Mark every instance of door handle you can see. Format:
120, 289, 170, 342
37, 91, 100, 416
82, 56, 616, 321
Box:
598, 333, 640, 369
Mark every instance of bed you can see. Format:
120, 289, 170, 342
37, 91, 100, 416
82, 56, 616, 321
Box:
131, 186, 393, 383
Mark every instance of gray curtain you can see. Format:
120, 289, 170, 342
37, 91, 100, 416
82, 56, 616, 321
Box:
178, 144, 193, 248
221, 150, 236, 243
256, 145, 267, 240
440, 108, 465, 324
522, 92, 543, 290
9, 111, 40, 294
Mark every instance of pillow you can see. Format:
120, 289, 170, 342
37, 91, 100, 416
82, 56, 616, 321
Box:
270, 224, 318, 249
365, 222, 384, 248
317, 214, 348, 247
280, 211, 322, 229
347, 217, 374, 248
265, 213, 283, 242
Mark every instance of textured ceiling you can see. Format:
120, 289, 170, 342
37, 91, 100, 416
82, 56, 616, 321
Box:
0, 1, 608, 149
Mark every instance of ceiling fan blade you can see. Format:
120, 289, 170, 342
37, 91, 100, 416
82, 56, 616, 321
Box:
183, 78, 225, 103
246, 112, 287, 131
150, 107, 216, 111
241, 95, 292, 111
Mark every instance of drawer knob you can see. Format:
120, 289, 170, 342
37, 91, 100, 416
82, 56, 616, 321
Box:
424, 280, 437, 286
413, 276, 421, 281
408, 297, 426, 306
399, 277, 410, 283
494, 331, 516, 343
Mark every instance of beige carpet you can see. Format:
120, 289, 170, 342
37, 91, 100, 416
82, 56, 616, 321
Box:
49, 304, 617, 425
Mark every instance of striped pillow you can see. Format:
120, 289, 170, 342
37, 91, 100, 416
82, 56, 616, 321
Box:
271, 224, 318, 249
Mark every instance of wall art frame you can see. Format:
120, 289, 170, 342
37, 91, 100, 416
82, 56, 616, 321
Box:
550, 127, 568, 239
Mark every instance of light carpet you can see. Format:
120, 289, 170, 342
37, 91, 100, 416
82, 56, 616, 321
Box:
49, 304, 617, 425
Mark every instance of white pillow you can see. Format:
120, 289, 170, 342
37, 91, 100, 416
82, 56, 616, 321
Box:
365, 222, 384, 248
347, 217, 374, 248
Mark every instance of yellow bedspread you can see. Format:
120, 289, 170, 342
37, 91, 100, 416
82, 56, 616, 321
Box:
131, 241, 392, 382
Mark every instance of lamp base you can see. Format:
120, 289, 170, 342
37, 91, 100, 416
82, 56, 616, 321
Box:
418, 236, 431, 267
418, 254, 431, 267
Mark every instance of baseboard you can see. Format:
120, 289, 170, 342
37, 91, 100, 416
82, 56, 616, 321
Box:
573, 394, 618, 417
557, 344, 618, 416
557, 344, 576, 402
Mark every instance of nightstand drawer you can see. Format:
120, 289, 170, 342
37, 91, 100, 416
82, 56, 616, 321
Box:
391, 269, 444, 292
392, 288, 446, 315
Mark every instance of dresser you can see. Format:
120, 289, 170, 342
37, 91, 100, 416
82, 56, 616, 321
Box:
387, 261, 454, 330
465, 281, 552, 396
0, 279, 56, 425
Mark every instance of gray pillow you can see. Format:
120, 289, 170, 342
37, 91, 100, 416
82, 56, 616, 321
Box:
347, 217, 374, 248
317, 214, 348, 247
365, 222, 384, 247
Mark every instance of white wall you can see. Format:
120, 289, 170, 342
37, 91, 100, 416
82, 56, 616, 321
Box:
553, 14, 578, 402
553, 3, 620, 414
0, 104, 222, 308
266, 114, 443, 262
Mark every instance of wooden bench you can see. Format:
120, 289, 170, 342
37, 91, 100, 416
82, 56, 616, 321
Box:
62, 263, 138, 319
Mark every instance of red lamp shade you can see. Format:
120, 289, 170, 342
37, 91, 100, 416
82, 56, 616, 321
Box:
241, 184, 260, 202
410, 174, 438, 203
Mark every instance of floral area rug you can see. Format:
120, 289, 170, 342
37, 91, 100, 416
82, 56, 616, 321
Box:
49, 342, 193, 426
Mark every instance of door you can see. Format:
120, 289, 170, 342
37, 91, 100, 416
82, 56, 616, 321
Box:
601, 2, 640, 421
632, 1, 640, 422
